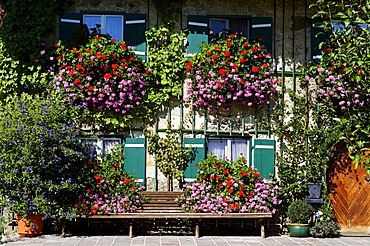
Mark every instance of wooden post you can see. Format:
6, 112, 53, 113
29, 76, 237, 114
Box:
195, 219, 201, 238
260, 219, 266, 238
129, 219, 133, 238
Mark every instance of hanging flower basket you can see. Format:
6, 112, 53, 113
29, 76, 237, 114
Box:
184, 34, 277, 111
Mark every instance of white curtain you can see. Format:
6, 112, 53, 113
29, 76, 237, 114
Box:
208, 140, 226, 159
208, 139, 248, 164
230, 140, 248, 162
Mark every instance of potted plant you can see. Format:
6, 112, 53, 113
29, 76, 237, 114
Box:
286, 200, 312, 237
0, 94, 90, 237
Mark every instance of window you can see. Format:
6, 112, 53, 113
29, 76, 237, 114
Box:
207, 139, 249, 163
59, 12, 147, 59
83, 15, 124, 41
80, 137, 122, 159
209, 18, 250, 40
184, 137, 275, 181
187, 15, 272, 54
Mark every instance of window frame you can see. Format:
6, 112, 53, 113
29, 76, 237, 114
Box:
79, 136, 123, 158
207, 136, 251, 165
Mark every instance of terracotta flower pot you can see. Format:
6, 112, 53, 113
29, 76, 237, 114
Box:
17, 214, 44, 238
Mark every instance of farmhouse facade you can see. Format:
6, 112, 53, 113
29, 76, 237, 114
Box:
56, 0, 321, 191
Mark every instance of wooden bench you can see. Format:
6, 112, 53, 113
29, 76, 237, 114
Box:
80, 191, 273, 238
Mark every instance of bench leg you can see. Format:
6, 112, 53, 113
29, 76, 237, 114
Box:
259, 219, 266, 238
195, 219, 201, 238
129, 219, 133, 238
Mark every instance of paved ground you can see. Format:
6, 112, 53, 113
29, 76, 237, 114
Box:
2, 234, 370, 246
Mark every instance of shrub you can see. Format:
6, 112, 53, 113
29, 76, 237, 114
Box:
287, 201, 312, 224
0, 94, 89, 221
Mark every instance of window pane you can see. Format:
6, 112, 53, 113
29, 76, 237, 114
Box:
229, 19, 248, 37
208, 140, 226, 159
103, 139, 121, 154
81, 139, 99, 158
210, 18, 228, 35
106, 16, 124, 40
84, 15, 102, 34
230, 140, 248, 162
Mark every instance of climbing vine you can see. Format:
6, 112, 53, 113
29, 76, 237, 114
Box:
307, 0, 370, 169
145, 26, 188, 110
0, 0, 74, 60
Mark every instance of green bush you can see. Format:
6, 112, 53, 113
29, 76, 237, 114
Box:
287, 201, 312, 224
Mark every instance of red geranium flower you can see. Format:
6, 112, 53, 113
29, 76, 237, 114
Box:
252, 67, 259, 73
219, 69, 226, 75
224, 51, 230, 56
227, 189, 233, 193
124, 179, 131, 184
222, 170, 228, 175
104, 73, 112, 80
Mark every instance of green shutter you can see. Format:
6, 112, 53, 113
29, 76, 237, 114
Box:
59, 13, 82, 42
311, 18, 329, 62
124, 14, 147, 61
123, 138, 146, 186
252, 139, 275, 179
251, 17, 273, 54
187, 15, 209, 54
184, 138, 206, 182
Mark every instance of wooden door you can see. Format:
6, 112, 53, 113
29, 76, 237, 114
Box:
327, 143, 370, 231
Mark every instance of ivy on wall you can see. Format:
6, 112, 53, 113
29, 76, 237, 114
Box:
0, 0, 73, 61
0, 0, 74, 100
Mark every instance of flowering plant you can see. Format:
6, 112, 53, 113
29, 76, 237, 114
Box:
0, 94, 90, 221
177, 154, 281, 214
51, 36, 150, 126
310, 220, 341, 238
76, 144, 145, 215
185, 34, 277, 110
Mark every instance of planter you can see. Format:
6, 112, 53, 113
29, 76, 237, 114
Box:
17, 214, 44, 238
307, 182, 322, 199
287, 223, 310, 237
